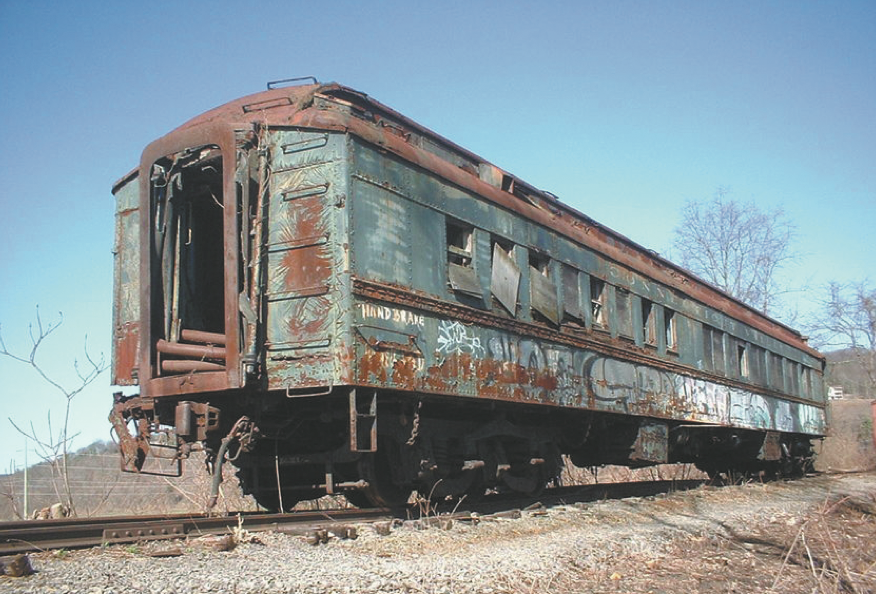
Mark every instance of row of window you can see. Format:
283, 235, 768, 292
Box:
445, 218, 816, 399
702, 325, 816, 398
447, 218, 677, 347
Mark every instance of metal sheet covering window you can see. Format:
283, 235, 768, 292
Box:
615, 288, 633, 338
529, 252, 559, 325
562, 265, 583, 323
491, 240, 520, 316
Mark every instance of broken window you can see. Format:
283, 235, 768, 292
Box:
491, 238, 519, 316
446, 219, 482, 298
562, 265, 583, 324
590, 277, 607, 328
664, 308, 677, 351
447, 219, 473, 266
736, 343, 749, 378
615, 288, 633, 338
642, 299, 656, 345
529, 251, 559, 325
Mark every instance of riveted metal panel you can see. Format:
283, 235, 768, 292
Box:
112, 171, 141, 385
263, 130, 347, 388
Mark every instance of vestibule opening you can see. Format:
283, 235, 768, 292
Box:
149, 145, 227, 375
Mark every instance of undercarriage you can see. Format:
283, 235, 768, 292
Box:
110, 387, 816, 511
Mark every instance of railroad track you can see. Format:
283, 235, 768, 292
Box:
0, 479, 704, 555
0, 508, 393, 556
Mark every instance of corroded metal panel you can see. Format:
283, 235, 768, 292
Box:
111, 171, 141, 385
349, 175, 413, 287
263, 130, 346, 388
530, 268, 559, 324
448, 264, 482, 298
351, 280, 826, 436
491, 244, 520, 315
632, 421, 669, 463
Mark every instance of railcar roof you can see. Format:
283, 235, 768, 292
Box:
130, 81, 822, 360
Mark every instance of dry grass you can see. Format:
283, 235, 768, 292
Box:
764, 495, 876, 593
552, 490, 876, 594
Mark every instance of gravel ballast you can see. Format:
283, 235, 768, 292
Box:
3, 473, 875, 594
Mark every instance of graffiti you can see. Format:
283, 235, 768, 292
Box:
680, 376, 730, 423
488, 336, 545, 369
797, 402, 826, 434
728, 390, 771, 429
775, 400, 795, 432
429, 322, 823, 434
437, 320, 484, 356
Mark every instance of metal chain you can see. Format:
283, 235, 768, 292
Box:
406, 400, 423, 446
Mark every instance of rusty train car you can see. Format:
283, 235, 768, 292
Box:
110, 80, 826, 509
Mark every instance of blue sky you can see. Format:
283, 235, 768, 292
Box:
1, 1, 874, 470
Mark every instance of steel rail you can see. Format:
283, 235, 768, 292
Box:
0, 508, 392, 555
0, 479, 706, 555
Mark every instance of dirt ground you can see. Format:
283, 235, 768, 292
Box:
557, 477, 876, 593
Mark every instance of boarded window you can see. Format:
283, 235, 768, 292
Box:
786, 360, 800, 395
712, 328, 725, 374
529, 252, 558, 325
491, 239, 520, 316
749, 345, 765, 384
800, 367, 811, 398
590, 278, 607, 328
615, 288, 633, 338
703, 326, 713, 369
664, 308, 677, 351
562, 265, 583, 323
446, 219, 481, 298
702, 324, 723, 373
642, 299, 656, 345
769, 352, 784, 390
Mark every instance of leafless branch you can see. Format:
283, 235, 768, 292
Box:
1, 307, 109, 516
672, 188, 799, 318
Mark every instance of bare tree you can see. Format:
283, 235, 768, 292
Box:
0, 307, 108, 516
806, 280, 876, 395
672, 188, 798, 316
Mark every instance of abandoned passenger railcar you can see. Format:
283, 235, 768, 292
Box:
109, 81, 826, 509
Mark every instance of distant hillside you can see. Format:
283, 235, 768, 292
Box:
824, 347, 875, 398
0, 440, 257, 520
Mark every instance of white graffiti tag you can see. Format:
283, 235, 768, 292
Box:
437, 321, 484, 356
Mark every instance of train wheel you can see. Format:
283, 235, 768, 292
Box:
499, 463, 545, 496
357, 437, 411, 507
342, 489, 375, 509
